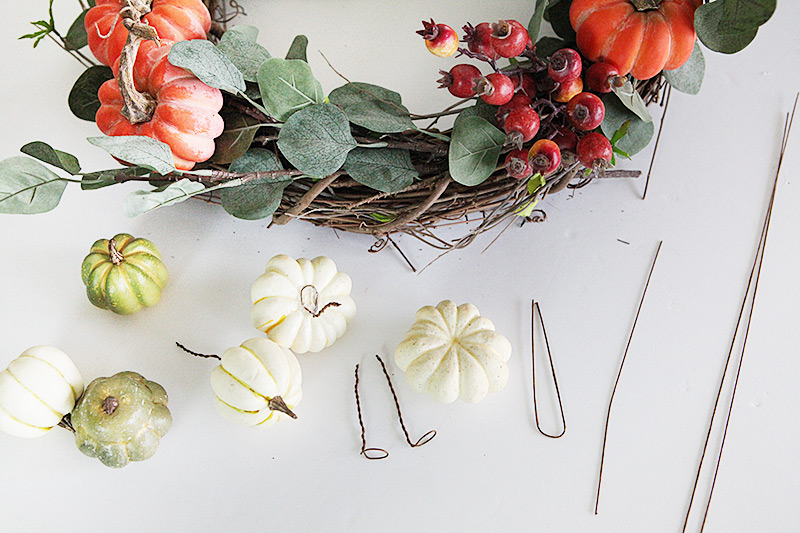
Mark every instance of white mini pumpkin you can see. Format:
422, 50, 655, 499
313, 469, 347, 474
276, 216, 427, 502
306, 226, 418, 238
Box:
394, 300, 512, 404
210, 337, 302, 428
0, 346, 84, 438
250, 255, 356, 354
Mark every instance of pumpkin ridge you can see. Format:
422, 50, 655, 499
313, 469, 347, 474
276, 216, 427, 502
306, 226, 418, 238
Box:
254, 411, 277, 425
16, 355, 75, 402
0, 402, 49, 431
3, 369, 63, 418
240, 345, 279, 389
120, 259, 163, 290
114, 264, 146, 309
600, 10, 641, 63
89, 261, 114, 295
216, 396, 261, 415
219, 366, 270, 404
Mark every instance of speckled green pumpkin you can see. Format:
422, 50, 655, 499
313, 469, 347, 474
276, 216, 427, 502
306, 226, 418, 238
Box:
70, 371, 172, 468
81, 233, 168, 315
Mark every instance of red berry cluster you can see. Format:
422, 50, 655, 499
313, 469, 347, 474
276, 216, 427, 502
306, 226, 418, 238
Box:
420, 19, 628, 183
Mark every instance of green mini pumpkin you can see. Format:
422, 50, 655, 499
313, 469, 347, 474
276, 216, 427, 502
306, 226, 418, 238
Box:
70, 371, 172, 468
81, 233, 168, 315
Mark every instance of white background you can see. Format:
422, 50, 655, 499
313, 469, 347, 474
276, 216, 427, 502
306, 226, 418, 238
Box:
1, 1, 798, 531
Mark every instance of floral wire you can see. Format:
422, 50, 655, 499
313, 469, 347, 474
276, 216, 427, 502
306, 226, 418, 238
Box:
374, 355, 437, 448
643, 83, 672, 200
354, 363, 389, 460
531, 301, 566, 439
594, 240, 663, 515
682, 96, 794, 532
175, 341, 221, 360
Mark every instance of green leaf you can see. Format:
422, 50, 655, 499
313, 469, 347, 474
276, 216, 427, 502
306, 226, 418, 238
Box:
611, 79, 652, 123
64, 10, 88, 50
544, 0, 576, 42
286, 35, 309, 62
534, 36, 569, 59
610, 120, 631, 146
257, 58, 323, 122
344, 148, 418, 193
124, 179, 207, 217
277, 103, 357, 176
527, 0, 551, 44
88, 135, 177, 175
212, 110, 262, 165
220, 149, 291, 220
453, 100, 497, 129
168, 39, 246, 93
80, 167, 148, 190
526, 172, 545, 195
217, 25, 271, 82
601, 95, 655, 156
20, 142, 81, 175
328, 82, 414, 134
448, 116, 506, 186
68, 65, 114, 121
695, 0, 776, 54
663, 42, 705, 95
0, 157, 67, 214
370, 213, 394, 223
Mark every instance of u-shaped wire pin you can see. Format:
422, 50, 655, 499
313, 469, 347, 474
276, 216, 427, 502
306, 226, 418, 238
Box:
531, 300, 566, 439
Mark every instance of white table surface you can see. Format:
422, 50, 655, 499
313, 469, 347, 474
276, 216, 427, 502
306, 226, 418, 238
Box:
1, 1, 798, 531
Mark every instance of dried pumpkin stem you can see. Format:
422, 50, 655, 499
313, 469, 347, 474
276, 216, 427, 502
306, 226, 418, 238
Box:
103, 396, 120, 415
300, 285, 341, 317
268, 396, 297, 419
108, 238, 125, 265
629, 0, 662, 11
118, 0, 160, 124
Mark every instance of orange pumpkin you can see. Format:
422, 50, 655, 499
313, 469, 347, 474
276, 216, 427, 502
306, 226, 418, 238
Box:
85, 0, 211, 67
96, 42, 224, 171
570, 0, 702, 81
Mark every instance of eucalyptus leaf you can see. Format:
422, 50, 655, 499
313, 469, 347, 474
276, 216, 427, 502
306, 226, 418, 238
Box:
601, 95, 654, 156
64, 10, 88, 50
453, 100, 497, 129
328, 82, 414, 133
81, 166, 148, 190
217, 26, 271, 82
286, 35, 309, 62
88, 135, 176, 175
0, 157, 67, 214
344, 148, 417, 193
695, 0, 776, 54
20, 141, 81, 175
544, 0, 576, 42
663, 42, 704, 95
527, 0, 551, 44
168, 39, 246, 93
534, 36, 569, 59
257, 58, 323, 121
448, 116, 506, 186
611, 79, 652, 123
277, 103, 357, 176
124, 179, 206, 217
69, 65, 113, 121
220, 148, 290, 220
212, 110, 262, 164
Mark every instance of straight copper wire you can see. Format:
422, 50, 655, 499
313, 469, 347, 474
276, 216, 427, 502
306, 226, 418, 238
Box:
354, 363, 389, 460
594, 240, 663, 515
531, 300, 566, 439
682, 96, 794, 532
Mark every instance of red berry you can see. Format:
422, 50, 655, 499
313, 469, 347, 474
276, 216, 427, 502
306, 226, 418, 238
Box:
585, 62, 624, 94
505, 149, 534, 179
576, 133, 613, 168
512, 73, 537, 98
476, 73, 515, 105
490, 19, 529, 58
417, 19, 459, 57
552, 126, 579, 152
464, 22, 500, 60
548, 48, 582, 83
438, 64, 481, 98
496, 93, 532, 127
528, 139, 562, 175
503, 106, 540, 145
553, 76, 583, 103
566, 92, 605, 131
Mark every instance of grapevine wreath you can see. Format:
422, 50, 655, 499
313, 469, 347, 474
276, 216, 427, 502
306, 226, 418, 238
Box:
1, 0, 774, 256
